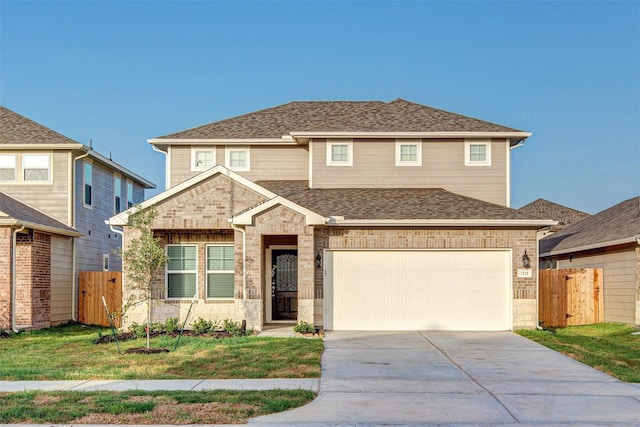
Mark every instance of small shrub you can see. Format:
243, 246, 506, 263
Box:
191, 317, 214, 335
293, 321, 316, 334
164, 317, 180, 334
127, 322, 147, 338
223, 319, 243, 337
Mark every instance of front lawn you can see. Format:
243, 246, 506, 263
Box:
0, 323, 322, 380
517, 323, 640, 382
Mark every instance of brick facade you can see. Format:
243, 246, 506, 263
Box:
15, 231, 52, 330
0, 227, 12, 330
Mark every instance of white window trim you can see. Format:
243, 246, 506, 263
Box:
465, 140, 492, 166
326, 140, 353, 166
102, 254, 110, 271
395, 139, 422, 166
22, 153, 51, 183
165, 244, 198, 300
126, 179, 134, 209
206, 244, 235, 300
113, 174, 122, 215
0, 154, 16, 182
225, 146, 250, 171
82, 160, 93, 209
191, 147, 216, 171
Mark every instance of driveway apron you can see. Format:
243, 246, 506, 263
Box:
251, 331, 640, 425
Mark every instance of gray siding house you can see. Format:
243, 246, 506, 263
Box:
0, 106, 154, 330
110, 99, 555, 332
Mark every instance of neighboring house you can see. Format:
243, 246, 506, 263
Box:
0, 106, 154, 331
109, 99, 554, 332
518, 198, 590, 234
540, 196, 640, 326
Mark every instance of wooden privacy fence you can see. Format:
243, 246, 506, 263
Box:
78, 271, 122, 327
539, 268, 603, 328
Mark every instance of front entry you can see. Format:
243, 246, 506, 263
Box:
271, 249, 298, 320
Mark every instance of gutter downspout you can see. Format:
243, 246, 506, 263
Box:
71, 150, 91, 321
11, 225, 26, 332
229, 221, 247, 319
151, 145, 169, 190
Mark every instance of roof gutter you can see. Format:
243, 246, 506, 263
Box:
0, 218, 82, 237
540, 235, 640, 257
325, 218, 557, 228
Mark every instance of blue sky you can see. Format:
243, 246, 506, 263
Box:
1, 0, 638, 214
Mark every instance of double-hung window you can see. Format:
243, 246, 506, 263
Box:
465, 140, 492, 166
83, 161, 92, 207
0, 155, 16, 181
206, 245, 234, 299
395, 140, 422, 166
126, 181, 134, 209
166, 245, 197, 299
114, 175, 122, 214
192, 148, 215, 171
326, 140, 353, 166
225, 147, 250, 171
23, 154, 50, 181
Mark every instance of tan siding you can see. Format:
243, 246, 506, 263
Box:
50, 235, 74, 324
169, 145, 309, 187
312, 139, 508, 205
0, 151, 71, 225
557, 249, 637, 324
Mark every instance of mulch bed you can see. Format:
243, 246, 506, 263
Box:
93, 330, 236, 345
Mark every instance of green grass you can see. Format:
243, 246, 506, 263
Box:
0, 389, 316, 424
517, 323, 640, 382
0, 323, 322, 380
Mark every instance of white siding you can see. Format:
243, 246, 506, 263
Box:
50, 235, 74, 324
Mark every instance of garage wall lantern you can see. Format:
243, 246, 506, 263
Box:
315, 251, 322, 269
522, 250, 531, 269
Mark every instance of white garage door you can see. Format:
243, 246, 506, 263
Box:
324, 250, 512, 331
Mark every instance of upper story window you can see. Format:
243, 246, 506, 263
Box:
465, 140, 492, 166
126, 181, 134, 209
113, 175, 122, 214
166, 244, 197, 299
83, 161, 92, 208
326, 140, 353, 166
191, 148, 215, 171
225, 147, 250, 171
23, 154, 50, 181
206, 245, 235, 299
0, 154, 16, 181
395, 140, 422, 166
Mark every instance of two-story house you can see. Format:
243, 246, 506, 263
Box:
109, 99, 554, 332
0, 106, 154, 331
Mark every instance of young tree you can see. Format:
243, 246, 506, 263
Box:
117, 206, 168, 349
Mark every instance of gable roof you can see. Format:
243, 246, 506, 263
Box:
0, 192, 82, 237
0, 106, 81, 146
518, 198, 590, 227
150, 99, 529, 145
540, 196, 640, 256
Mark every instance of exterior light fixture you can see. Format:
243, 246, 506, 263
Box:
522, 250, 531, 269
315, 251, 322, 269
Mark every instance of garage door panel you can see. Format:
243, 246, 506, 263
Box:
327, 250, 511, 331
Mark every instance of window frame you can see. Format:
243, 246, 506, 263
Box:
113, 174, 122, 214
22, 153, 51, 182
206, 244, 235, 300
0, 154, 16, 182
395, 139, 422, 167
464, 140, 492, 166
225, 146, 250, 171
326, 140, 353, 166
126, 180, 134, 209
83, 160, 93, 208
191, 147, 216, 171
165, 244, 198, 300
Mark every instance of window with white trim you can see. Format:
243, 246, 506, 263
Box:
113, 175, 122, 214
83, 161, 92, 207
225, 147, 250, 171
395, 140, 422, 166
102, 254, 110, 271
465, 140, 492, 166
326, 140, 353, 166
206, 245, 235, 299
0, 154, 16, 181
23, 154, 50, 181
126, 181, 134, 209
166, 245, 197, 299
191, 148, 215, 171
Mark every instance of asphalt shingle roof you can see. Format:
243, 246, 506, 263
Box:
540, 196, 640, 254
518, 198, 590, 227
158, 99, 523, 140
0, 106, 79, 145
0, 192, 80, 235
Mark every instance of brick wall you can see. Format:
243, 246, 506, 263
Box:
14, 231, 51, 330
0, 227, 12, 330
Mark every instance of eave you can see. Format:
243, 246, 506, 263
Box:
326, 218, 557, 228
0, 218, 83, 237
540, 235, 640, 258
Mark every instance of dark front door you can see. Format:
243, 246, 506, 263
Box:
271, 249, 298, 320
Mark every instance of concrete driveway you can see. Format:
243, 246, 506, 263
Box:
251, 331, 640, 425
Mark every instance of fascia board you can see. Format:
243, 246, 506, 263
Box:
0, 218, 82, 237
0, 143, 85, 150
326, 218, 557, 227
108, 164, 278, 226
148, 137, 297, 145
86, 149, 156, 189
540, 236, 640, 258
289, 131, 532, 140
233, 196, 326, 226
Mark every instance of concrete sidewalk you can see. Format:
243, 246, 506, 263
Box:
0, 378, 318, 393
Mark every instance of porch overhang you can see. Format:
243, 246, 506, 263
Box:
232, 196, 326, 226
